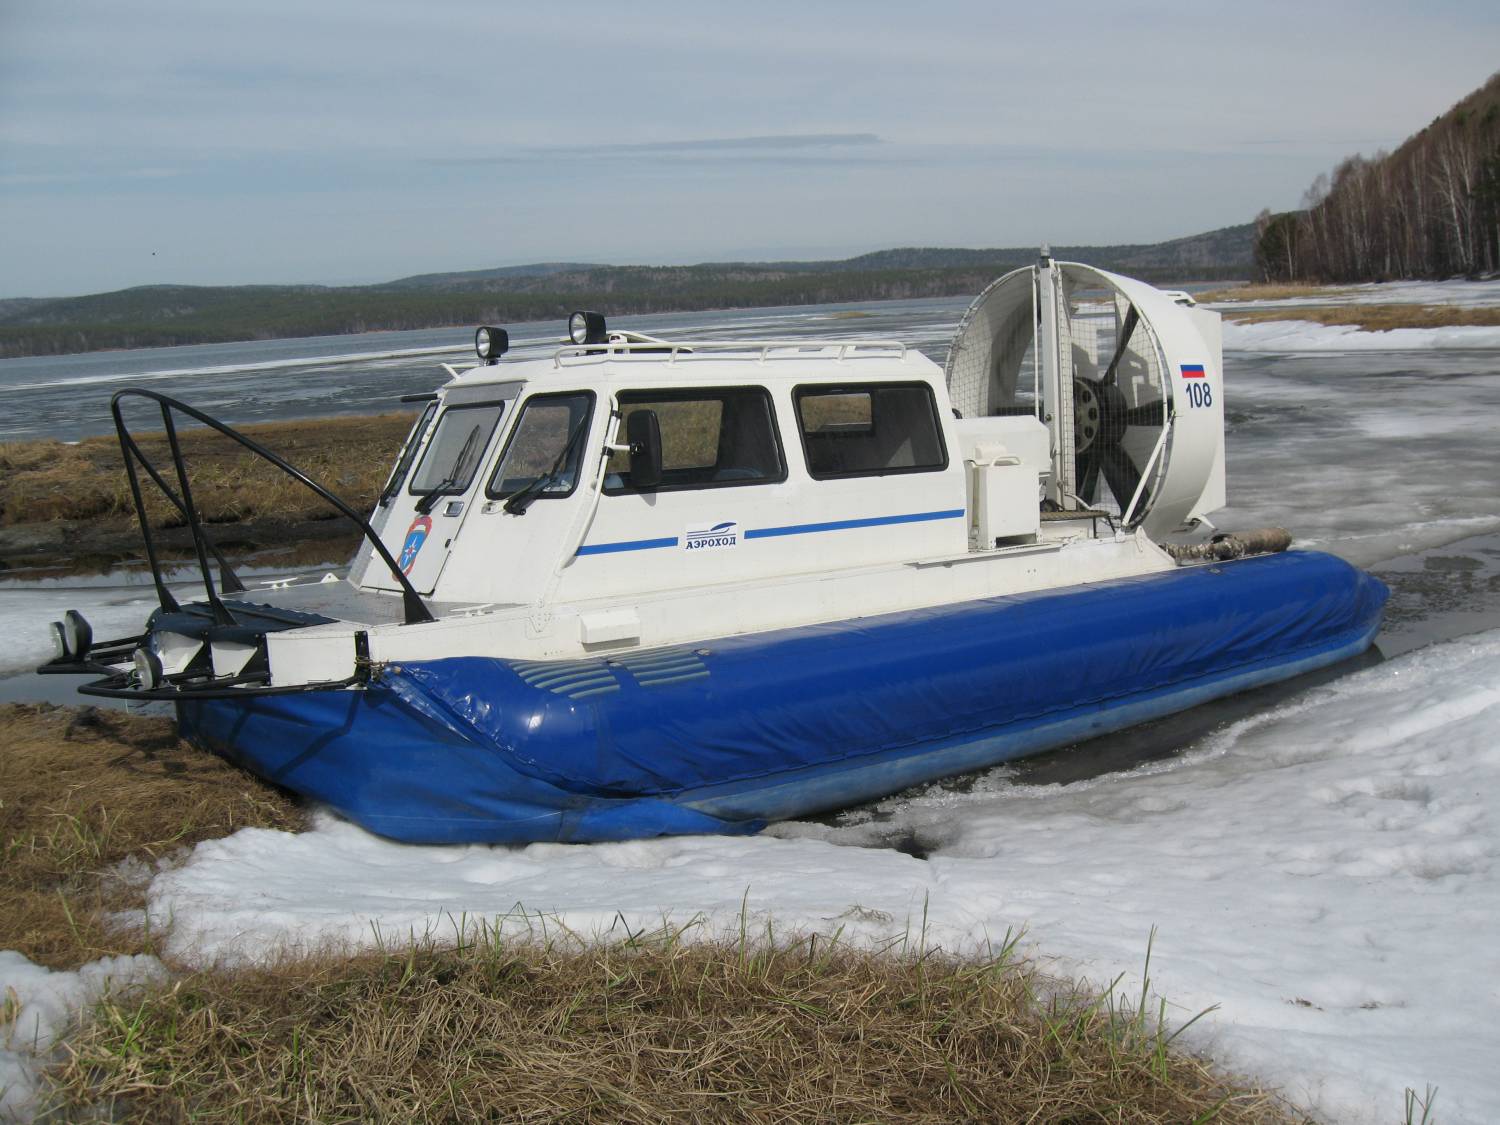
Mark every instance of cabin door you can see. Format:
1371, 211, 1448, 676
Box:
371, 397, 511, 596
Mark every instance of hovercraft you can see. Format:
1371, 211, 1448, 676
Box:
39, 258, 1387, 843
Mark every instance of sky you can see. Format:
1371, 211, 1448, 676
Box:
2, 0, 1497, 297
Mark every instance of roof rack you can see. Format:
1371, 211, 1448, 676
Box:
552, 339, 909, 368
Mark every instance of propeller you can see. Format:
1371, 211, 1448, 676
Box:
1072, 306, 1164, 517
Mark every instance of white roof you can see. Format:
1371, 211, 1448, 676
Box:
443, 338, 941, 393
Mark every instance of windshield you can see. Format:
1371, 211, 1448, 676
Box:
486, 393, 593, 500
408, 401, 505, 496
380, 401, 437, 504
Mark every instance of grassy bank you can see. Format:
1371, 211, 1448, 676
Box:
0, 703, 304, 970
47, 928, 1293, 1123
0, 412, 415, 570
1, 702, 1301, 1122
0, 412, 414, 529
1194, 283, 1356, 303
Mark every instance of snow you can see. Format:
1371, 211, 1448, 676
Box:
137, 632, 1500, 1124
1223, 318, 1500, 352
0, 951, 164, 1122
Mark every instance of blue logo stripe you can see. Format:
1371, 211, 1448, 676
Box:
576, 536, 680, 556
576, 510, 963, 555
745, 509, 965, 540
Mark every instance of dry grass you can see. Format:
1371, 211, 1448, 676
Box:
0, 412, 415, 529
0, 703, 303, 970
45, 925, 1301, 1124
1194, 283, 1357, 303
1223, 304, 1500, 331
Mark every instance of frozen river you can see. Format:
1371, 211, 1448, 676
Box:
0, 299, 971, 442
4, 285, 1500, 1122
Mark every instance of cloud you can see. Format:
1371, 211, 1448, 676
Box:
589, 133, 881, 153
433, 133, 885, 166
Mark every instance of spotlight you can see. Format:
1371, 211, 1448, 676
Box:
568, 310, 607, 346
132, 646, 164, 691
64, 610, 93, 660
475, 325, 509, 364
49, 621, 68, 661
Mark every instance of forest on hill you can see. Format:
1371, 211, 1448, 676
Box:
1257, 72, 1500, 282
0, 226, 1253, 359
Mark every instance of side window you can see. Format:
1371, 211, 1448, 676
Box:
604, 387, 785, 493
380, 401, 437, 505
485, 392, 594, 500
795, 383, 947, 479
407, 402, 505, 496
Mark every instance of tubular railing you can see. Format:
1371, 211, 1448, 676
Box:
110, 389, 434, 626
553, 339, 909, 367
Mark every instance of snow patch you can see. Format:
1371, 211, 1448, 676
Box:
0, 951, 164, 1122
1223, 318, 1500, 352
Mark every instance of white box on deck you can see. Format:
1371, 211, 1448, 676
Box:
968, 443, 1040, 547
955, 417, 1047, 548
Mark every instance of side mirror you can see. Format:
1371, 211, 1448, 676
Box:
626, 409, 663, 489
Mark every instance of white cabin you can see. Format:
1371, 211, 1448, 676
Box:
226, 264, 1228, 688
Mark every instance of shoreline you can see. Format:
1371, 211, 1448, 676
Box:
0, 516, 361, 576
0, 412, 412, 574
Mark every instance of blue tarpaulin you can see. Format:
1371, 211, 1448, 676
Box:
179, 550, 1387, 843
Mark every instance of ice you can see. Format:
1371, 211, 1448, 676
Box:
0, 344, 472, 395
0, 951, 164, 1122
1223, 318, 1500, 352
0, 582, 161, 678
138, 632, 1500, 1123
0, 562, 348, 680
1347, 279, 1500, 307
1209, 348, 1500, 569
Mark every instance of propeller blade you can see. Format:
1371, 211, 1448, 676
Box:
1075, 446, 1101, 505
1123, 398, 1166, 428
1101, 305, 1139, 386
1100, 443, 1146, 515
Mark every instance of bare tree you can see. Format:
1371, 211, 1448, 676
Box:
1261, 72, 1500, 282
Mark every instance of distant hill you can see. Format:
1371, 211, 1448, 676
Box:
816, 227, 1256, 276
1257, 71, 1500, 281
0, 224, 1254, 358
377, 262, 609, 289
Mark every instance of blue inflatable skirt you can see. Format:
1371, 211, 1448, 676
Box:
177, 550, 1388, 843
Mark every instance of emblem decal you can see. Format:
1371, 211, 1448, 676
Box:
683, 520, 739, 551
398, 515, 433, 574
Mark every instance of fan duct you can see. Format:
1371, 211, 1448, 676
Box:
943, 259, 1225, 538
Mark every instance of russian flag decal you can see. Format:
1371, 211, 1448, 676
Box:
1181, 364, 1206, 378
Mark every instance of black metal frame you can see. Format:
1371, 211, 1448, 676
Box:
35, 631, 147, 679
73, 665, 368, 701
110, 388, 433, 626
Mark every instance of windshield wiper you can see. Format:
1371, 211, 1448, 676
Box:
503, 414, 592, 515
415, 425, 481, 515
